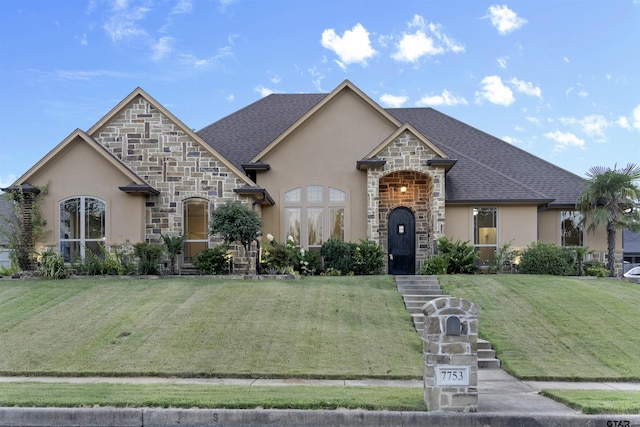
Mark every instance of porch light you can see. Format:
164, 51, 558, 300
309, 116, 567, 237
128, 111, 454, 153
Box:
400, 185, 407, 193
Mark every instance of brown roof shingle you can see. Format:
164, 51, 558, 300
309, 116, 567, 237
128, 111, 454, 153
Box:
197, 93, 585, 207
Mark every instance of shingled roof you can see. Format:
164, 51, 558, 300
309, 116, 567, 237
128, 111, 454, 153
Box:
197, 92, 586, 207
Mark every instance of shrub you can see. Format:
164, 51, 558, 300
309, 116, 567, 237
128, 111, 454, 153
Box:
262, 235, 296, 274
320, 238, 355, 274
133, 242, 164, 275
37, 248, 67, 279
320, 267, 342, 276
419, 254, 449, 275
518, 242, 576, 276
585, 266, 609, 277
194, 245, 230, 275
352, 240, 384, 275
436, 237, 478, 274
78, 244, 127, 276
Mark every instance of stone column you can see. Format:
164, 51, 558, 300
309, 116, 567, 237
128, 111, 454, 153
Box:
422, 297, 480, 412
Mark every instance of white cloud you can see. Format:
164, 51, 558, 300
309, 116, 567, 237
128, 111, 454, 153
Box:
497, 56, 509, 69
392, 15, 463, 63
508, 78, 541, 97
380, 94, 408, 108
103, 3, 150, 42
475, 75, 515, 106
308, 67, 325, 91
171, 0, 193, 15
560, 114, 610, 139
178, 46, 233, 68
151, 36, 173, 62
485, 5, 528, 35
320, 23, 377, 68
618, 116, 631, 130
416, 89, 468, 107
580, 115, 610, 138
225, 94, 235, 102
546, 131, 585, 152
255, 86, 274, 97
633, 105, 640, 130
502, 136, 520, 145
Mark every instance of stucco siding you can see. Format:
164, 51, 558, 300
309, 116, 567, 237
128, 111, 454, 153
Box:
259, 88, 397, 243
26, 137, 145, 250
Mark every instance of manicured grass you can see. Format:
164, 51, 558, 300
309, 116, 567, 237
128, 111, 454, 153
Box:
0, 382, 425, 411
541, 390, 640, 414
0, 276, 423, 379
439, 275, 640, 381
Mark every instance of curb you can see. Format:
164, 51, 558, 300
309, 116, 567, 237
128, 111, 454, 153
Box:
2, 408, 640, 427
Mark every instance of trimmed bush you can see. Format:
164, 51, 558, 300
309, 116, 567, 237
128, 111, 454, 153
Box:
352, 240, 384, 275
194, 246, 230, 275
320, 238, 355, 274
519, 242, 576, 276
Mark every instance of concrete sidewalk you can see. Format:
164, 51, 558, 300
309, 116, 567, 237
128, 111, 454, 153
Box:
1, 369, 640, 414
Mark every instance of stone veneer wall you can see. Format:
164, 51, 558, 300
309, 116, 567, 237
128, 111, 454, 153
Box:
367, 131, 446, 273
92, 96, 252, 262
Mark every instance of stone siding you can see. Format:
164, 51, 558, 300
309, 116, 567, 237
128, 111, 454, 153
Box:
367, 131, 446, 272
92, 96, 251, 259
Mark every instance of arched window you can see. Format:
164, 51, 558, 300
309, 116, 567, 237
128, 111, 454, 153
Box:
283, 186, 346, 248
59, 196, 106, 262
183, 198, 210, 264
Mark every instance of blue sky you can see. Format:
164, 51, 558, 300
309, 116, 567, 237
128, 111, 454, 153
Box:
1, 0, 639, 190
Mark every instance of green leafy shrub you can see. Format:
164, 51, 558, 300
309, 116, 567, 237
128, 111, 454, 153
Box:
320, 267, 342, 276
436, 237, 478, 274
37, 248, 67, 279
210, 201, 262, 252
419, 254, 449, 275
320, 238, 355, 274
133, 242, 164, 275
352, 240, 384, 275
518, 242, 576, 276
585, 265, 609, 277
262, 235, 296, 274
194, 245, 230, 275
78, 244, 127, 276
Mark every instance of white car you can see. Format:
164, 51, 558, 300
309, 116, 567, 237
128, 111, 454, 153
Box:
623, 266, 640, 282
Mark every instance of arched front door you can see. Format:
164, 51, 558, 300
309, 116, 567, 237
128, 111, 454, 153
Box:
388, 207, 415, 275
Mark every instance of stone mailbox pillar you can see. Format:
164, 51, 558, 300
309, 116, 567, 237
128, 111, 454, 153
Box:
422, 297, 480, 412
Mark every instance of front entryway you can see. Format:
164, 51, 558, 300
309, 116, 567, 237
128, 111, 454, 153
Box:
388, 207, 415, 275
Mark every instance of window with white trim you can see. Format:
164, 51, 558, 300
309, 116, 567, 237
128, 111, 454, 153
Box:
283, 186, 346, 247
60, 196, 106, 262
473, 207, 497, 263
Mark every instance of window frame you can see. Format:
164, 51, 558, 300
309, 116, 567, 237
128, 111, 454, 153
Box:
182, 198, 210, 264
473, 206, 498, 263
282, 186, 347, 248
59, 196, 107, 263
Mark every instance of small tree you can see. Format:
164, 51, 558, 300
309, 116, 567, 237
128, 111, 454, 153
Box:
210, 200, 262, 253
0, 186, 49, 271
161, 234, 186, 275
576, 163, 640, 277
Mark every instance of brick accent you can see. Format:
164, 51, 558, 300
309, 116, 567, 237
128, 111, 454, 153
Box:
367, 131, 446, 273
92, 96, 254, 267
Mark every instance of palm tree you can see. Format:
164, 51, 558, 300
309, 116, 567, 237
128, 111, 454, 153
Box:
161, 234, 187, 275
576, 163, 640, 277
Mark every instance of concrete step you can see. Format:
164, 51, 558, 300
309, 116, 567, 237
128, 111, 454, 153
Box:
478, 348, 496, 359
478, 339, 492, 350
478, 358, 501, 369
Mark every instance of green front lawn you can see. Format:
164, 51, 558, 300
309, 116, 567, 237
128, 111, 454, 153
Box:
0, 382, 424, 411
0, 276, 422, 379
541, 390, 640, 415
440, 275, 640, 381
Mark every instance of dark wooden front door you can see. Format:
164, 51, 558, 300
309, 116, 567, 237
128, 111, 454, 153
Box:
388, 207, 415, 275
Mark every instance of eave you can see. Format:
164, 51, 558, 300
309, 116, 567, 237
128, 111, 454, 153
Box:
118, 182, 160, 196
233, 185, 275, 206
426, 158, 458, 172
356, 158, 386, 170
